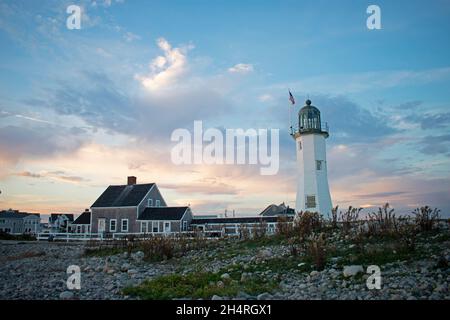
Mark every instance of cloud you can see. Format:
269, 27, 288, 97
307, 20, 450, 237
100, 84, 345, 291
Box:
15, 171, 42, 178
404, 111, 450, 130
0, 124, 88, 172
258, 94, 273, 102
228, 63, 254, 74
27, 67, 232, 144
274, 67, 450, 94
136, 38, 193, 91
160, 181, 239, 195
419, 134, 450, 155
124, 31, 141, 42
263, 94, 398, 144
354, 191, 407, 199
13, 170, 88, 183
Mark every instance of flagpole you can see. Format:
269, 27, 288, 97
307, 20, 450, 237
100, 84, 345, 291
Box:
288, 89, 293, 136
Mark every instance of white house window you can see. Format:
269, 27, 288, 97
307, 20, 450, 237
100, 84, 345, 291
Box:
316, 160, 323, 170
147, 199, 153, 207
141, 221, 148, 233
98, 219, 106, 233
121, 219, 129, 232
156, 199, 161, 207
152, 221, 159, 233
110, 219, 117, 232
182, 221, 188, 232
306, 195, 316, 209
164, 222, 171, 233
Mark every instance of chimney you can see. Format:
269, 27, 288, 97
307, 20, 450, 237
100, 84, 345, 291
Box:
127, 176, 137, 185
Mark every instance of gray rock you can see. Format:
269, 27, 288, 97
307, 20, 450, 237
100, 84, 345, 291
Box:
212, 295, 223, 300
59, 291, 74, 300
257, 292, 272, 300
120, 263, 131, 272
310, 270, 320, 277
258, 249, 272, 259
343, 265, 364, 277
221, 273, 231, 280
127, 269, 138, 275
131, 251, 144, 262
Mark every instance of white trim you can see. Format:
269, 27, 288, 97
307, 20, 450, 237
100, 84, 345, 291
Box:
121, 219, 129, 232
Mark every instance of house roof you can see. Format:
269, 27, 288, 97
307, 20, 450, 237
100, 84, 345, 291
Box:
50, 213, 74, 222
91, 183, 155, 208
0, 210, 28, 219
0, 210, 40, 219
73, 211, 91, 225
259, 203, 295, 216
138, 207, 189, 221
191, 216, 290, 224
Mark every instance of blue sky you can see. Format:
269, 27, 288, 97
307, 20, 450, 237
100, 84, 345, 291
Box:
0, 0, 449, 218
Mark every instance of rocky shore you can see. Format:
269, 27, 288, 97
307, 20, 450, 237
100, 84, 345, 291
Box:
1, 232, 449, 300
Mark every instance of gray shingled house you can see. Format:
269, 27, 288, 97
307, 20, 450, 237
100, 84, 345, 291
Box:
137, 206, 193, 234
72, 209, 91, 233
90, 176, 192, 236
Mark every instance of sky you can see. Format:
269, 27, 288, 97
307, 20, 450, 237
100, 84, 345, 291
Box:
0, 0, 449, 220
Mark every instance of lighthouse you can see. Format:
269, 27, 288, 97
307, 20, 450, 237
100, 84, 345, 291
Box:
291, 99, 332, 216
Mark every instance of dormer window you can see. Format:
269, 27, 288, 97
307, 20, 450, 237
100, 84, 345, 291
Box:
148, 199, 153, 207
156, 200, 161, 207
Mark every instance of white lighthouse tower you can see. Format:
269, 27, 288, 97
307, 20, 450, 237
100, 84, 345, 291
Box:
291, 99, 332, 216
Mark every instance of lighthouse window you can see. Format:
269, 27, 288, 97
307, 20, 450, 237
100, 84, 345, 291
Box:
306, 195, 316, 209
298, 141, 302, 150
316, 160, 323, 170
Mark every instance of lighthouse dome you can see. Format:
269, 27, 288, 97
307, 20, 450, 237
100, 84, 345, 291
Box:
298, 99, 322, 131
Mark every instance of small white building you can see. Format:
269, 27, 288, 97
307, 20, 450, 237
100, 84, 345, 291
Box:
291, 99, 333, 216
0, 210, 41, 235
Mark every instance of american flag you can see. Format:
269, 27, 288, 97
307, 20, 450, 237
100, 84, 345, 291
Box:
288, 90, 295, 105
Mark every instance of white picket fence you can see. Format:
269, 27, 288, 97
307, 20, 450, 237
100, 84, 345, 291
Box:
36, 231, 224, 242
36, 232, 104, 242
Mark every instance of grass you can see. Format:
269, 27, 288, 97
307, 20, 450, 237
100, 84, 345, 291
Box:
84, 247, 126, 257
122, 271, 279, 300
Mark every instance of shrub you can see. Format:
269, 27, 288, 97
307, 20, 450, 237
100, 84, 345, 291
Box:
305, 233, 327, 271
238, 224, 251, 240
141, 237, 175, 261
367, 203, 399, 236
331, 205, 339, 229
397, 220, 417, 252
276, 215, 293, 237
294, 211, 323, 238
253, 220, 268, 239
340, 206, 362, 234
414, 206, 440, 232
